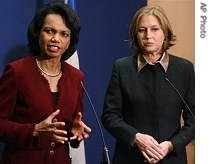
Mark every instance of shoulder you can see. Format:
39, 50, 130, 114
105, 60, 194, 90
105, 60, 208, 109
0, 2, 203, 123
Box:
115, 55, 136, 63
169, 54, 193, 65
1, 56, 36, 83
168, 54, 194, 78
8, 56, 33, 66
4, 56, 35, 73
62, 61, 84, 79
169, 54, 194, 69
111, 55, 137, 74
114, 55, 137, 67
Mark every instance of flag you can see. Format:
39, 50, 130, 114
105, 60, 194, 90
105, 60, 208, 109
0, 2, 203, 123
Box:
66, 51, 80, 69
64, 1, 86, 164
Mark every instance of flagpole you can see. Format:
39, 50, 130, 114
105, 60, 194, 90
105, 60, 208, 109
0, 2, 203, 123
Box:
65, 0, 76, 11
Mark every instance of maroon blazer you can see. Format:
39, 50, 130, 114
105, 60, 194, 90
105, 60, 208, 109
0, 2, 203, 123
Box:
0, 56, 84, 164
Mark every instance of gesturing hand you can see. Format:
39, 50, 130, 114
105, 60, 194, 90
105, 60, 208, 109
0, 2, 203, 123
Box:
33, 109, 68, 144
70, 112, 91, 141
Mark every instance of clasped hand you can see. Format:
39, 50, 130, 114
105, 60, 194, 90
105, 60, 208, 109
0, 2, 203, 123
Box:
33, 109, 91, 144
134, 133, 173, 163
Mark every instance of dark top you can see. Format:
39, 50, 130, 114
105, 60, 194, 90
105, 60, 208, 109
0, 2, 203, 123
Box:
52, 92, 59, 104
101, 54, 195, 164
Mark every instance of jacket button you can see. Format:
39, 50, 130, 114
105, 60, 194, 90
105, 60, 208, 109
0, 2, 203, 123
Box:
50, 150, 54, 155
52, 118, 57, 123
51, 142, 55, 147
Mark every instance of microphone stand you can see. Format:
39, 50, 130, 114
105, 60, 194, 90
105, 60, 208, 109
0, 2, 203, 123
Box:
80, 81, 111, 164
165, 78, 195, 121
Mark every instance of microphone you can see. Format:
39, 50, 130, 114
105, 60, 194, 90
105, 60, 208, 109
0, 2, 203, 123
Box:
165, 78, 195, 121
80, 81, 111, 164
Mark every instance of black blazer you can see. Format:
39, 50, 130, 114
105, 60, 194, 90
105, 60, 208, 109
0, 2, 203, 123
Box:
101, 54, 195, 164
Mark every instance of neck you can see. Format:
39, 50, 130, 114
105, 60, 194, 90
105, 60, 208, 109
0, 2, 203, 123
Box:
36, 58, 61, 77
143, 53, 162, 64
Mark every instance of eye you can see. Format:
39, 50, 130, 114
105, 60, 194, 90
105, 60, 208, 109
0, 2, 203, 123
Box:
138, 28, 146, 33
151, 28, 159, 32
61, 32, 70, 38
44, 29, 54, 34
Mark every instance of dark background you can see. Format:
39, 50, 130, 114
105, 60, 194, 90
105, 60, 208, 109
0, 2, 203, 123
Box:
0, 0, 146, 163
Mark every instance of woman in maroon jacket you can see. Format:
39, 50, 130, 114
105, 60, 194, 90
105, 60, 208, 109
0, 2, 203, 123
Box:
0, 2, 91, 164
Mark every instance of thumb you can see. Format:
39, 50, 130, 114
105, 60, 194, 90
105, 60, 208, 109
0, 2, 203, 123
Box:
75, 112, 82, 121
48, 109, 60, 121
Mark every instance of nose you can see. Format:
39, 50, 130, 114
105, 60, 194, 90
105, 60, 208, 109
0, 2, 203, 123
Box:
51, 33, 60, 42
145, 29, 152, 39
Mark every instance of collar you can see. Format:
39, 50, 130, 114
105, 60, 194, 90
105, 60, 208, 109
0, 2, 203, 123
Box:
137, 52, 169, 72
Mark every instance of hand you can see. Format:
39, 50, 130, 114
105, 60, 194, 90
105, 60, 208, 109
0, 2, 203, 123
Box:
33, 109, 68, 144
134, 133, 164, 163
158, 141, 174, 157
70, 112, 91, 141
144, 141, 174, 163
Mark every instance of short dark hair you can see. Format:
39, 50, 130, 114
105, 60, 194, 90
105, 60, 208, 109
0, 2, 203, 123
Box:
27, 1, 81, 60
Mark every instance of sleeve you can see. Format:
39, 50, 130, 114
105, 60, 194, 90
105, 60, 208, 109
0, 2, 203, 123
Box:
101, 61, 139, 146
0, 64, 35, 149
170, 62, 195, 152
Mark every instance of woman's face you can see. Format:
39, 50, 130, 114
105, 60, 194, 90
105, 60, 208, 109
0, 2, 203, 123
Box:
137, 14, 165, 55
39, 14, 71, 59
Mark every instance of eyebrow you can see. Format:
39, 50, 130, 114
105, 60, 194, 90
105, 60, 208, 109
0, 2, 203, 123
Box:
43, 26, 70, 32
139, 24, 160, 28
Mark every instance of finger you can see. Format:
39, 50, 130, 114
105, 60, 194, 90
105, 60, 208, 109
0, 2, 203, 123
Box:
69, 135, 78, 140
151, 145, 164, 158
48, 122, 65, 134
70, 130, 89, 141
84, 126, 91, 133
144, 158, 158, 164
77, 135, 84, 141
69, 133, 85, 141
77, 112, 82, 118
147, 140, 164, 158
54, 121, 66, 128
142, 151, 151, 163
48, 109, 60, 121
75, 112, 82, 122
146, 148, 163, 161
150, 137, 159, 145
82, 133, 89, 139
54, 129, 67, 136
53, 134, 68, 144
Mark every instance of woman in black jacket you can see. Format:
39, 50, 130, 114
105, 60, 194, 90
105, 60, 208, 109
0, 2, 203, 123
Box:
101, 5, 195, 164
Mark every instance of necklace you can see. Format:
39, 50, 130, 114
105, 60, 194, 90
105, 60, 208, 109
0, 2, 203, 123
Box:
36, 58, 61, 77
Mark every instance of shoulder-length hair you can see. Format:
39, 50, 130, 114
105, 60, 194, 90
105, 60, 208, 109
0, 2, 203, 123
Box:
129, 5, 176, 56
27, 1, 80, 60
